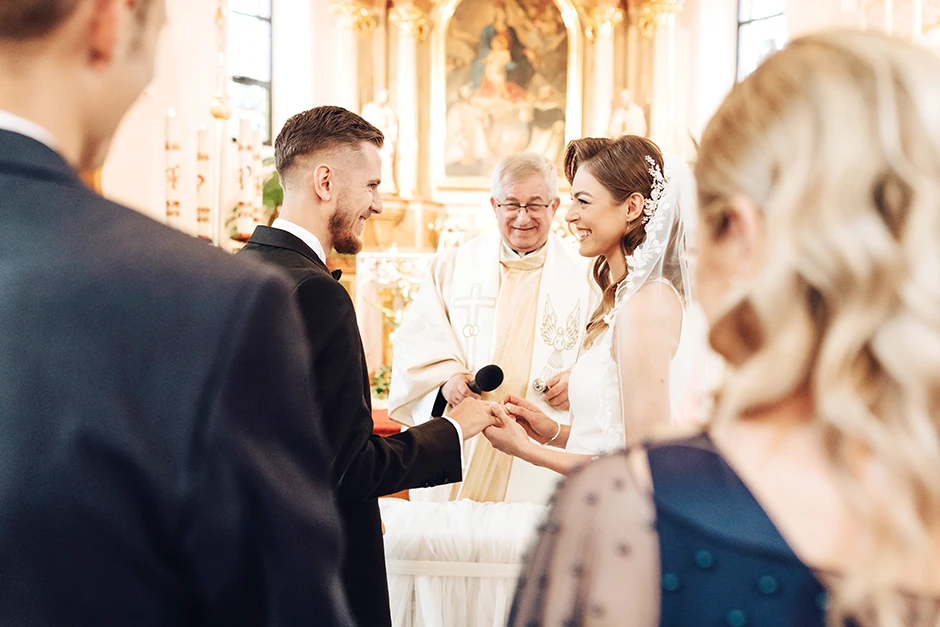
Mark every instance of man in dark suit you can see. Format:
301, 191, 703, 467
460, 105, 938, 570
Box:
239, 106, 496, 627
0, 2, 350, 625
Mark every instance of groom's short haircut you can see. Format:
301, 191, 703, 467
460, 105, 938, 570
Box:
490, 152, 559, 200
275, 106, 384, 180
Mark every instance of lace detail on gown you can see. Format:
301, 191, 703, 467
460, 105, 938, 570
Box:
567, 280, 692, 455
566, 283, 631, 455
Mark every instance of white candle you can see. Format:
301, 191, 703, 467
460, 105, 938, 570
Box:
251, 128, 263, 225
196, 125, 211, 241
235, 118, 255, 240
165, 108, 182, 229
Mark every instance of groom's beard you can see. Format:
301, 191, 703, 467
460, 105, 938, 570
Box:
329, 195, 363, 256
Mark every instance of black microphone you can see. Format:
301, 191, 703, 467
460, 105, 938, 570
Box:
431, 364, 505, 417
467, 364, 504, 395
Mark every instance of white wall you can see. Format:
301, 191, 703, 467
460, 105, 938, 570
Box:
102, 0, 217, 225
690, 0, 738, 144
787, 0, 862, 37
272, 0, 314, 134
309, 0, 342, 108
102, 0, 337, 227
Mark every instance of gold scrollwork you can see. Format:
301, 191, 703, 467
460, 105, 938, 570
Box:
634, 0, 684, 38
389, 5, 430, 42
330, 0, 378, 38
925, 0, 940, 33
585, 6, 625, 41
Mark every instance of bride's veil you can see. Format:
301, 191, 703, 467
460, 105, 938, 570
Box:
609, 153, 710, 435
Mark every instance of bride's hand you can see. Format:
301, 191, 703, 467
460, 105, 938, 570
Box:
483, 403, 532, 457
501, 394, 558, 444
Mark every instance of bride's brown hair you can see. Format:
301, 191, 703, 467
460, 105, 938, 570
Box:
564, 135, 664, 349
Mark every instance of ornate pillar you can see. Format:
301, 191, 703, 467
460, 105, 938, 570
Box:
637, 0, 683, 152
586, 3, 624, 137
625, 9, 641, 96
388, 3, 428, 200
330, 0, 376, 112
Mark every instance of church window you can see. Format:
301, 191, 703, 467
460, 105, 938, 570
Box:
228, 0, 273, 143
736, 0, 786, 81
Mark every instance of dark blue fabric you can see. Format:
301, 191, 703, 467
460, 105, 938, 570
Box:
648, 434, 830, 627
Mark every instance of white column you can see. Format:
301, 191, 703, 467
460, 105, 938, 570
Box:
330, 1, 376, 112
588, 6, 623, 137
640, 0, 683, 153
649, 16, 677, 151
912, 0, 923, 39
625, 14, 641, 95
373, 13, 389, 97
388, 3, 427, 200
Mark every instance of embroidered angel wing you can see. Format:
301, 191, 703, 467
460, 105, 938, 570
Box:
564, 301, 581, 351
541, 299, 558, 345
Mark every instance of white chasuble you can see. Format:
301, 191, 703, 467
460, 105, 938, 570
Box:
388, 231, 592, 504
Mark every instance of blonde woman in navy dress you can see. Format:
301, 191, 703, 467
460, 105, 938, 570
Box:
508, 31, 940, 627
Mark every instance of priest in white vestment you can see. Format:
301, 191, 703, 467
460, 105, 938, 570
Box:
388, 153, 593, 504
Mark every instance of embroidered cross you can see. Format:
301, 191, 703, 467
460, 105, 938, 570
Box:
453, 283, 496, 362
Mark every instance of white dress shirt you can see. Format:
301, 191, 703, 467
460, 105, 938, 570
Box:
270, 218, 328, 263
267, 218, 466, 459
0, 110, 58, 151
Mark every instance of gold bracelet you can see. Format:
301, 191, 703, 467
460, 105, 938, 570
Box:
545, 420, 562, 445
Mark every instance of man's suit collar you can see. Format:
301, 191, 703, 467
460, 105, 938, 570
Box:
246, 225, 344, 280
0, 130, 80, 187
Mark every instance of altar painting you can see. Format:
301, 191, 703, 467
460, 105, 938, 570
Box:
439, 0, 571, 186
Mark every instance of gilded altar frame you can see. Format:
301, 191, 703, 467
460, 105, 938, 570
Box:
430, 0, 584, 191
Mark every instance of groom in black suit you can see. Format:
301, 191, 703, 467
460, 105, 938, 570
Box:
239, 106, 495, 627
0, 1, 350, 625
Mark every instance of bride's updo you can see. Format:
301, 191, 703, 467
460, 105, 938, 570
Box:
564, 135, 667, 348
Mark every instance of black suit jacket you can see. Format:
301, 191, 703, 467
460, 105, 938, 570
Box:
0, 130, 351, 627
239, 226, 462, 627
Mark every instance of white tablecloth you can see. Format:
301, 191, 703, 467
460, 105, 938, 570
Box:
380, 499, 548, 627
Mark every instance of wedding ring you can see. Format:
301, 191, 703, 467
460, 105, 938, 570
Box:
532, 378, 547, 394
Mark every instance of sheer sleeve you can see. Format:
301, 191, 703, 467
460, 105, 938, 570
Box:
508, 450, 661, 627
612, 281, 683, 447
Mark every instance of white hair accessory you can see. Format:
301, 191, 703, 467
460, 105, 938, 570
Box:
603, 153, 685, 324
641, 155, 666, 225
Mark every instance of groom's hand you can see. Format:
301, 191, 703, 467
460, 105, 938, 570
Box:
442, 373, 481, 406
483, 403, 531, 457
447, 398, 496, 439
544, 371, 570, 410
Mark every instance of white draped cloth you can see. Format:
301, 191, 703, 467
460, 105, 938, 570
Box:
381, 498, 546, 627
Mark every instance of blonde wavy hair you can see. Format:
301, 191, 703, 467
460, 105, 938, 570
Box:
696, 31, 940, 626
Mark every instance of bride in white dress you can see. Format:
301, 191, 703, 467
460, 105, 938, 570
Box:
484, 135, 697, 471
378, 136, 698, 627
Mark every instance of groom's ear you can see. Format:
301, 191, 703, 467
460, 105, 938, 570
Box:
312, 163, 333, 202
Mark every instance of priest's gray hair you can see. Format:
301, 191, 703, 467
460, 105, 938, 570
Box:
490, 153, 559, 200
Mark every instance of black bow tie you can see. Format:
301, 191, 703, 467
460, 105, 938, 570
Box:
331, 269, 343, 281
